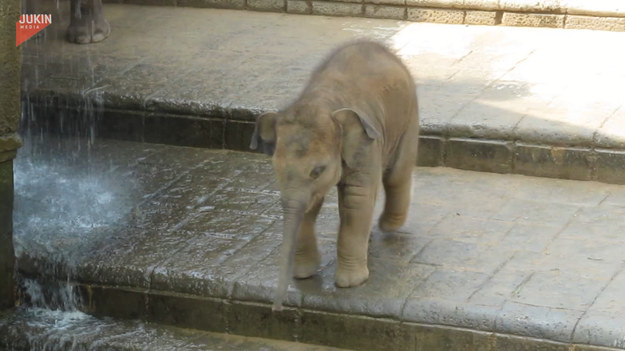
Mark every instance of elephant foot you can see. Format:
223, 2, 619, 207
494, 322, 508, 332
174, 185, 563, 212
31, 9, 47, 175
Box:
335, 262, 369, 288
92, 17, 111, 43
67, 10, 110, 44
293, 253, 319, 279
379, 211, 407, 233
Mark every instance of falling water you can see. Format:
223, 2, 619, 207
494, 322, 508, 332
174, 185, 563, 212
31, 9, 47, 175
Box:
9, 15, 139, 347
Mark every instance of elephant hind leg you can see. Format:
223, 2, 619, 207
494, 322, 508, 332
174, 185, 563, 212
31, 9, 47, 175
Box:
379, 127, 418, 232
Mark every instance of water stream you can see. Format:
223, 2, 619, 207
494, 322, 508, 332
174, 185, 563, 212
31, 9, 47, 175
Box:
7, 93, 141, 349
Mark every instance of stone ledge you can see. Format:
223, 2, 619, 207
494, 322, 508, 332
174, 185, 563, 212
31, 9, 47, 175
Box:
0, 307, 347, 351
102, 0, 625, 31
13, 141, 625, 351
21, 97, 625, 185
19, 281, 620, 351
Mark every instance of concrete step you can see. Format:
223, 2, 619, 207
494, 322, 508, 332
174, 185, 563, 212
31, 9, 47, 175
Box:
0, 307, 345, 350
13, 136, 625, 350
21, 4, 625, 184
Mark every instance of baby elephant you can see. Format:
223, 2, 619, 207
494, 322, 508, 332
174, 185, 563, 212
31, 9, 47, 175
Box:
250, 40, 419, 310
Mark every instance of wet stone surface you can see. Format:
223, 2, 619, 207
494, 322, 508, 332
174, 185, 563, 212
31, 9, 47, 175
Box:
19, 4, 625, 183
0, 307, 345, 350
12, 137, 625, 349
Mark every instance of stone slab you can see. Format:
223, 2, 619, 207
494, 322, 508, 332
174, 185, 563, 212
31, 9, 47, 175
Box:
21, 6, 625, 183
12, 138, 625, 350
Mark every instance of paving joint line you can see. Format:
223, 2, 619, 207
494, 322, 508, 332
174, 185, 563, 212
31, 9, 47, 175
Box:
543, 206, 583, 251
145, 158, 229, 292
570, 261, 625, 342
466, 250, 515, 303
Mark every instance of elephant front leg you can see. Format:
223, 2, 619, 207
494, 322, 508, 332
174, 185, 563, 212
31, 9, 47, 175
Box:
293, 198, 323, 279
335, 183, 376, 287
67, 0, 110, 44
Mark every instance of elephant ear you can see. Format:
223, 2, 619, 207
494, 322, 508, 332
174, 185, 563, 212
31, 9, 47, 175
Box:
250, 111, 278, 155
332, 108, 381, 168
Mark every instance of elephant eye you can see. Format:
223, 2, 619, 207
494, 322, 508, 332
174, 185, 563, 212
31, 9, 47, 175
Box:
310, 165, 326, 179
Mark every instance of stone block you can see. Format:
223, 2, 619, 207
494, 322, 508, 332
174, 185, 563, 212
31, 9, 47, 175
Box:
299, 310, 414, 350
502, 12, 565, 28
317, 0, 361, 4
499, 0, 563, 12
248, 0, 286, 11
96, 109, 145, 142
513, 143, 593, 181
594, 109, 625, 149
143, 114, 224, 149
445, 138, 513, 174
596, 149, 625, 185
405, 0, 460, 8
82, 285, 148, 320
286, 0, 311, 13
562, 0, 625, 17
225, 120, 255, 151
365, 0, 403, 5
178, 0, 246, 8
147, 293, 227, 333
575, 344, 625, 351
463, 0, 498, 11
417, 135, 444, 167
407, 7, 465, 24
227, 301, 298, 341
411, 324, 494, 351
464, 9, 499, 25
0, 134, 21, 164
364, 4, 405, 19
0, 0, 20, 311
494, 334, 570, 351
125, 0, 177, 5
312, 1, 363, 15
0, 2, 22, 137
565, 15, 625, 32
0, 161, 13, 310
496, 301, 584, 344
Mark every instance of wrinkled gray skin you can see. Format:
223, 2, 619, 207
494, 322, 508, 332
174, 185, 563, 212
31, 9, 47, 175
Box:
67, 0, 110, 44
250, 41, 419, 311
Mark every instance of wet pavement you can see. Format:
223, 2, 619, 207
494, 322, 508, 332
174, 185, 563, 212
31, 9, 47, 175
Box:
14, 2, 625, 349
12, 136, 625, 350
20, 3, 625, 183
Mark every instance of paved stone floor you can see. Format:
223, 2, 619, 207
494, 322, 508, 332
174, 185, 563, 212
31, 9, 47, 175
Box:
24, 2, 625, 146
20, 3, 625, 182
14, 2, 625, 349
12, 136, 625, 349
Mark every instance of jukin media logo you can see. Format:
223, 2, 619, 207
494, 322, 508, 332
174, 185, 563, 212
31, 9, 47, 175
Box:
16, 14, 52, 47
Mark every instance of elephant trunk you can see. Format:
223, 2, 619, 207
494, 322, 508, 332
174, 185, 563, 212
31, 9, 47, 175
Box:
273, 196, 307, 311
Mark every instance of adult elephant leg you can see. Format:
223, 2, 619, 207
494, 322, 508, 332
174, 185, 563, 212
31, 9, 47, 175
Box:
67, 0, 90, 44
67, 0, 110, 44
91, 0, 110, 43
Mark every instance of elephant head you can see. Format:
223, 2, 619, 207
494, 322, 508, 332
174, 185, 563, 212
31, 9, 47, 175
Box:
250, 105, 380, 310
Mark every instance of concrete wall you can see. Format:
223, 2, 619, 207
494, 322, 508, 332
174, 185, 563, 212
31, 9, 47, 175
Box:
0, 1, 22, 310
